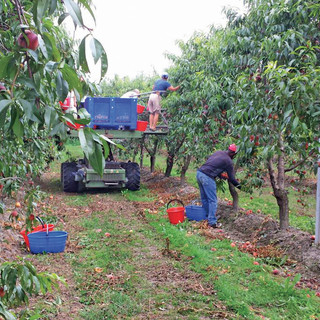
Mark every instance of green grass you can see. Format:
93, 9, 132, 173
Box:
31, 144, 320, 319
68, 201, 228, 319
59, 198, 320, 319
121, 184, 156, 202
146, 211, 320, 319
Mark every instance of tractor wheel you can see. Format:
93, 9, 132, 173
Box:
121, 162, 140, 191
61, 162, 78, 192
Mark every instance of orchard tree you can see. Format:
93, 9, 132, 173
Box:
0, 0, 108, 197
228, 0, 320, 229
163, 29, 243, 189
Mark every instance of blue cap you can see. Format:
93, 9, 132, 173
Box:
162, 73, 169, 79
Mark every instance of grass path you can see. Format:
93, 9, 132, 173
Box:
22, 164, 320, 320
26, 168, 237, 319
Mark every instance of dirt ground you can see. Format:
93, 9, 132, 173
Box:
0, 166, 320, 318
139, 168, 320, 291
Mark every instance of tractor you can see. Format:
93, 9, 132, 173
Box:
60, 96, 147, 193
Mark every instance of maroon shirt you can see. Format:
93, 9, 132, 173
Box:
198, 150, 240, 186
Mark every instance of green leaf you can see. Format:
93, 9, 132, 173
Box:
0, 202, 5, 214
63, 0, 84, 26
0, 55, 13, 79
0, 100, 11, 128
60, 64, 82, 94
49, 122, 66, 136
292, 116, 299, 129
48, 0, 57, 15
12, 113, 24, 139
78, 107, 91, 120
42, 32, 61, 61
79, 128, 104, 176
20, 99, 40, 122
79, 36, 90, 73
56, 71, 69, 101
0, 302, 16, 320
79, 0, 96, 24
58, 13, 69, 25
90, 38, 101, 64
36, 0, 50, 21
92, 38, 108, 80
44, 107, 58, 128
101, 138, 110, 159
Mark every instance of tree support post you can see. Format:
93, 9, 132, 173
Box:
315, 141, 320, 245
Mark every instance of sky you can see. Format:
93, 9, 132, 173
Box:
78, 0, 246, 82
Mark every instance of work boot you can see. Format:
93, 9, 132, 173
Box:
209, 222, 222, 229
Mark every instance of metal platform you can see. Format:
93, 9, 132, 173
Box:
67, 126, 168, 139
144, 125, 169, 136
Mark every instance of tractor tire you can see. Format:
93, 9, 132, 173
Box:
61, 162, 78, 193
121, 162, 140, 191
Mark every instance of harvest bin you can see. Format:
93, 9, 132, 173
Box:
28, 231, 68, 254
84, 97, 138, 130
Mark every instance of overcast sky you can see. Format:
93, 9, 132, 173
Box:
77, 0, 246, 82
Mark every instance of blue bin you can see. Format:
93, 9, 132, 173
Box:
185, 205, 207, 221
84, 97, 137, 130
27, 231, 68, 254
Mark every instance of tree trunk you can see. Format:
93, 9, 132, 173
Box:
144, 137, 159, 172
267, 136, 289, 229
180, 154, 192, 185
150, 155, 156, 173
229, 183, 239, 211
165, 154, 174, 177
164, 136, 185, 177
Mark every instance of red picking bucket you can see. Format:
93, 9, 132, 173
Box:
166, 199, 185, 225
20, 217, 55, 248
137, 104, 145, 114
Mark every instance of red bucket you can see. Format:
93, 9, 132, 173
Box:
136, 121, 148, 132
166, 199, 185, 225
137, 104, 145, 114
20, 218, 55, 248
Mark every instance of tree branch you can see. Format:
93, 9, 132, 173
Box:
284, 149, 315, 172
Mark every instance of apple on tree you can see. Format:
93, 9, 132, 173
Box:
17, 30, 39, 50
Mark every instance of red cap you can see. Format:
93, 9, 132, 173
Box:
228, 144, 237, 152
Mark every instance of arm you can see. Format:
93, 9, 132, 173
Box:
225, 163, 240, 187
167, 85, 180, 92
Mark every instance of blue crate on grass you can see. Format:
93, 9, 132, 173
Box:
84, 97, 138, 130
185, 204, 207, 221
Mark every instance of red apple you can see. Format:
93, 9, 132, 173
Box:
17, 30, 39, 50
253, 261, 259, 265
11, 210, 18, 217
230, 242, 236, 247
105, 232, 111, 237
0, 287, 5, 297
272, 269, 280, 275
29, 214, 35, 221
0, 83, 5, 91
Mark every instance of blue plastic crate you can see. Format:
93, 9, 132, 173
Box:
185, 205, 207, 221
84, 97, 138, 130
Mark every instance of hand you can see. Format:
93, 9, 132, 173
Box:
221, 172, 229, 179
